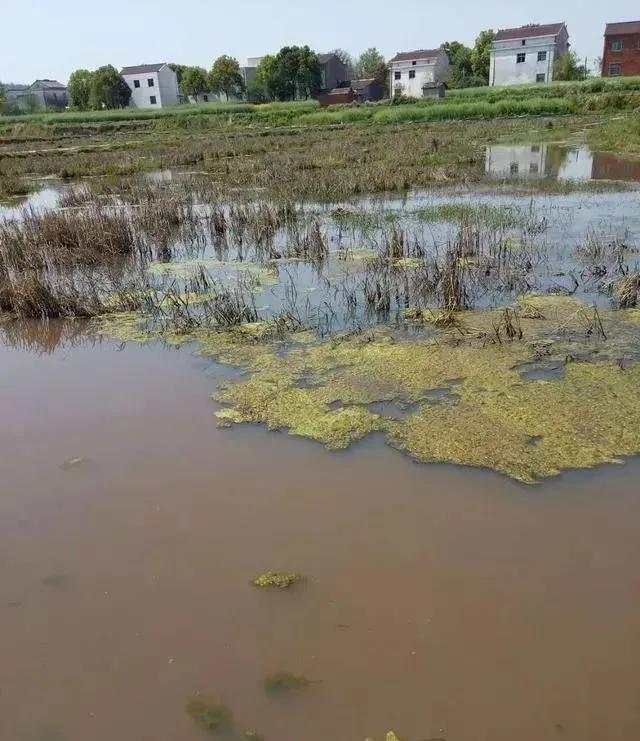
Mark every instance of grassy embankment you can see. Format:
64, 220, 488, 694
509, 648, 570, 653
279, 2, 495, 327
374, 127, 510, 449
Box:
1, 75, 639, 130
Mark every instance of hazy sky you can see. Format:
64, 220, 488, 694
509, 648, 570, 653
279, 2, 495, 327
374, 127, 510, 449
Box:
1, 0, 637, 83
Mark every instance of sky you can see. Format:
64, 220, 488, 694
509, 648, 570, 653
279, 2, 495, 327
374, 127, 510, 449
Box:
1, 0, 638, 84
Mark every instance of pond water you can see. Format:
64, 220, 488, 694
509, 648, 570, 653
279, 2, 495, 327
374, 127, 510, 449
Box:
2, 325, 640, 741
2, 162, 640, 740
485, 143, 640, 183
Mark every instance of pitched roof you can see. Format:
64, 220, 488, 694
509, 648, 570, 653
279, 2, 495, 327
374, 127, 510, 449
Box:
494, 23, 566, 41
605, 20, 640, 35
390, 49, 442, 63
350, 78, 377, 90
326, 87, 354, 95
31, 79, 66, 90
120, 63, 167, 75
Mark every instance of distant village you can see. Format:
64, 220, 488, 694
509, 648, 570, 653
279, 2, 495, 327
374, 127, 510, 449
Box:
2, 19, 640, 113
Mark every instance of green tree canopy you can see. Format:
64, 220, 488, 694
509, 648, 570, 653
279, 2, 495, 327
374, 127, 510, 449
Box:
470, 29, 495, 82
253, 47, 321, 101
179, 66, 210, 102
89, 65, 131, 109
210, 55, 244, 100
67, 69, 93, 110
354, 48, 386, 81
554, 51, 588, 81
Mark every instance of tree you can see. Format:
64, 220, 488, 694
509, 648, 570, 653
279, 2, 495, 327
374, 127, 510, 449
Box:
354, 48, 386, 80
554, 51, 588, 81
68, 69, 92, 110
89, 65, 131, 109
470, 29, 495, 82
179, 66, 210, 102
210, 55, 244, 101
169, 63, 188, 86
254, 55, 280, 100
442, 41, 478, 88
295, 46, 322, 98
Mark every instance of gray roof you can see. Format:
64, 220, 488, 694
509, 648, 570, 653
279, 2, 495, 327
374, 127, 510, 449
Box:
605, 20, 640, 35
494, 23, 566, 41
31, 79, 67, 90
120, 63, 167, 75
351, 78, 377, 90
2, 83, 29, 92
390, 49, 442, 63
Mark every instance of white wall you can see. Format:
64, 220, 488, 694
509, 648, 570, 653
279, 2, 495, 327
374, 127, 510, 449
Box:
390, 53, 450, 98
490, 30, 568, 86
158, 66, 179, 106
123, 66, 178, 108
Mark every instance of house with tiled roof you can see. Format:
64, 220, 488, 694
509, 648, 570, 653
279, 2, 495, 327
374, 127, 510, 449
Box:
1, 79, 68, 112
602, 21, 640, 78
389, 48, 450, 98
120, 63, 178, 108
490, 23, 569, 86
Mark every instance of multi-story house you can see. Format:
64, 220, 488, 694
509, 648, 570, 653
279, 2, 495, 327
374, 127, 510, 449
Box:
318, 53, 349, 90
2, 80, 68, 112
602, 21, 640, 77
490, 23, 569, 86
389, 49, 450, 98
120, 63, 179, 108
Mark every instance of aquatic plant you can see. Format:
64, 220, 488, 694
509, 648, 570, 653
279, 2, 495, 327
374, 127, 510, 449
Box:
264, 671, 311, 693
251, 571, 306, 589
186, 696, 233, 734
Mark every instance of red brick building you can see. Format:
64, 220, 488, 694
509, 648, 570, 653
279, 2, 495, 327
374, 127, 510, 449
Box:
602, 20, 640, 77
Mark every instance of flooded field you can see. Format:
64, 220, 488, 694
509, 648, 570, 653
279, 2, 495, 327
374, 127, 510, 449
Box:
2, 126, 640, 739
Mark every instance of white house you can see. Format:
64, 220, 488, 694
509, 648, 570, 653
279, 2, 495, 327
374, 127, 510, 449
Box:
490, 23, 569, 86
389, 49, 450, 98
120, 63, 179, 108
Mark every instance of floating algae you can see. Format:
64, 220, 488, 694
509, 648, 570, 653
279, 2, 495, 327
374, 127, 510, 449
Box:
186, 696, 233, 734
251, 571, 306, 589
96, 297, 640, 484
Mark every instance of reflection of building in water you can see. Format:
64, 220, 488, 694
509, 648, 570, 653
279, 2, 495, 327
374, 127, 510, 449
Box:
485, 144, 594, 180
592, 153, 640, 183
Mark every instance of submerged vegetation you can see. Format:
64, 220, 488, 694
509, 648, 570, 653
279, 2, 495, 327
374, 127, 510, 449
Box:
264, 671, 312, 693
251, 571, 306, 589
186, 696, 233, 734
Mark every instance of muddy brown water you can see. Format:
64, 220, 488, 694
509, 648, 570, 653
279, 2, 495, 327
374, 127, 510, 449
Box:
2, 325, 640, 741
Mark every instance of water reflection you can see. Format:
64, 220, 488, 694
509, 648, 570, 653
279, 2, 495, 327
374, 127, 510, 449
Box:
485, 144, 640, 183
0, 319, 99, 355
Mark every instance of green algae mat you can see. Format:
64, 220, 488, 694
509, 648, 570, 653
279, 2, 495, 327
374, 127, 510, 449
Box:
95, 296, 640, 484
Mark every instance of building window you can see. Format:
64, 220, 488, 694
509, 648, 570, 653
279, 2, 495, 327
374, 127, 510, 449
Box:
516, 53, 526, 64
148, 78, 155, 87
612, 40, 623, 52
203, 94, 209, 102
521, 39, 526, 46
412, 60, 417, 65
394, 71, 401, 80
536, 73, 546, 83
531, 145, 540, 153
537, 51, 547, 62
609, 64, 622, 76
510, 162, 519, 175
529, 162, 539, 174
134, 79, 140, 88
150, 95, 157, 104
409, 70, 416, 79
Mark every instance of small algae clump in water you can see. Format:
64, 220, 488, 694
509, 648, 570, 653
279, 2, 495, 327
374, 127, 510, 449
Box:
186, 696, 233, 734
264, 671, 311, 693
251, 571, 306, 589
